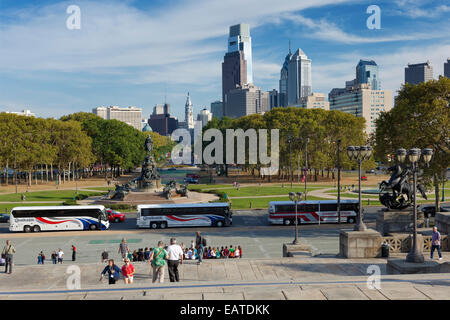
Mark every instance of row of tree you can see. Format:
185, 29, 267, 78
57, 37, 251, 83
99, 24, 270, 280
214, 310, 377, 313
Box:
0, 112, 175, 187
202, 107, 374, 181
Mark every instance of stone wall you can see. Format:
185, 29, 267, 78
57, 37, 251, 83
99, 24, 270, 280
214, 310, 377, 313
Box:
436, 212, 450, 235
339, 230, 383, 258
376, 209, 424, 236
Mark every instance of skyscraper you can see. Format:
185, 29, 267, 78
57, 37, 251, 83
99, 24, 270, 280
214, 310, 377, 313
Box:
287, 48, 312, 106
197, 108, 213, 128
279, 42, 292, 107
226, 84, 269, 118
210, 101, 223, 119
92, 106, 142, 131
185, 92, 194, 129
444, 58, 450, 78
356, 60, 380, 90
222, 24, 253, 117
405, 61, 433, 84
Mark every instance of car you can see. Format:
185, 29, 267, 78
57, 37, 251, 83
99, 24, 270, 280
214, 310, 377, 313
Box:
365, 169, 375, 174
361, 176, 368, 181
186, 173, 200, 179
106, 209, 126, 223
421, 205, 450, 218
184, 177, 199, 184
0, 214, 10, 223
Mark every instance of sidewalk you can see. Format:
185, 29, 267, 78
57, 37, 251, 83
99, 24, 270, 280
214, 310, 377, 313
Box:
0, 256, 449, 300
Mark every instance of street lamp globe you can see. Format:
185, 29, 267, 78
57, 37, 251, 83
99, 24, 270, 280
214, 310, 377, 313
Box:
296, 192, 302, 199
408, 148, 421, 163
396, 148, 407, 163
422, 148, 433, 164
289, 192, 295, 202
347, 146, 355, 160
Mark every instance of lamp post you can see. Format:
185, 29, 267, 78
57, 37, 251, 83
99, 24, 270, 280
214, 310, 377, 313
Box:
287, 135, 293, 187
304, 138, 309, 200
337, 139, 341, 224
395, 147, 433, 263
347, 145, 373, 231
289, 191, 303, 245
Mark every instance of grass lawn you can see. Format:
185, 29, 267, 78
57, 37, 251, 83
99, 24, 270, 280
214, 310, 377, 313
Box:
81, 187, 112, 191
203, 186, 325, 198
0, 202, 64, 214
0, 190, 106, 202
229, 196, 327, 210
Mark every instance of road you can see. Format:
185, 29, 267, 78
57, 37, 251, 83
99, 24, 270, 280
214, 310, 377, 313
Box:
0, 206, 385, 266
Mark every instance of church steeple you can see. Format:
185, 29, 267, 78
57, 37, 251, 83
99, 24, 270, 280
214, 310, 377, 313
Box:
185, 92, 194, 129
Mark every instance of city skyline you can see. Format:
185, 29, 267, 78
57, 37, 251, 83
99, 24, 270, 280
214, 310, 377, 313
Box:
1, 0, 449, 121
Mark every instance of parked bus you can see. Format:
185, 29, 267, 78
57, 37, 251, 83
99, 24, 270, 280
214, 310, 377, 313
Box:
268, 200, 358, 225
9, 205, 109, 232
136, 203, 232, 229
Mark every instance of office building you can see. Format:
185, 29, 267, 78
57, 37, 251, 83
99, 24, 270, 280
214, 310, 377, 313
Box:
356, 60, 380, 90
279, 43, 292, 107
225, 84, 269, 118
92, 106, 142, 131
210, 101, 223, 119
444, 58, 450, 78
287, 48, 312, 106
222, 24, 253, 116
405, 61, 433, 84
329, 83, 392, 134
148, 103, 178, 136
295, 93, 329, 110
197, 108, 213, 128
269, 89, 279, 109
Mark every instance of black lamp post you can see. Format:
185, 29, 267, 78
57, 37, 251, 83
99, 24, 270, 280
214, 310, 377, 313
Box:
304, 138, 309, 200
396, 147, 433, 263
337, 139, 341, 223
347, 145, 373, 231
289, 191, 303, 245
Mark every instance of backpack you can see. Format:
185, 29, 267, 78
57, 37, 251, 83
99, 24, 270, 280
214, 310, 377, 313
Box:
202, 237, 207, 247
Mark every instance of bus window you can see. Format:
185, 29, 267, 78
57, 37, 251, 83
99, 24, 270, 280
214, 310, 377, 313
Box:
304, 204, 319, 212
320, 203, 338, 211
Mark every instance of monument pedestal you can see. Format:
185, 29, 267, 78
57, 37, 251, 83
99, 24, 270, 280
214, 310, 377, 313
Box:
376, 209, 424, 236
387, 258, 450, 274
283, 243, 311, 258
339, 229, 382, 258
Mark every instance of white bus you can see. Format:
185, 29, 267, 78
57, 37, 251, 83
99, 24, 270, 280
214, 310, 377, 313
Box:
136, 203, 232, 229
268, 200, 358, 225
9, 205, 110, 232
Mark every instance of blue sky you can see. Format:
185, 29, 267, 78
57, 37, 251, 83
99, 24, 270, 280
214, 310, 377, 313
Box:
0, 0, 449, 122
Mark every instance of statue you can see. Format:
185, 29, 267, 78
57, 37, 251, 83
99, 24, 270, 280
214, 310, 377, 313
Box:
135, 134, 160, 191
111, 184, 128, 201
379, 163, 427, 210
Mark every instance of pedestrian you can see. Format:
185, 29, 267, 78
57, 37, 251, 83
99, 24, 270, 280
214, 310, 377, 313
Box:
144, 247, 151, 261
229, 245, 235, 258
235, 246, 241, 259
118, 238, 129, 261
57, 248, 64, 264
431, 226, 443, 260
211, 247, 216, 259
37, 251, 45, 264
2, 240, 16, 274
100, 259, 121, 285
51, 251, 57, 264
238, 245, 242, 258
166, 238, 184, 282
215, 247, 221, 259
101, 249, 109, 263
149, 241, 168, 283
190, 240, 195, 249
223, 246, 229, 259
195, 231, 206, 265
71, 245, 76, 261
121, 258, 135, 284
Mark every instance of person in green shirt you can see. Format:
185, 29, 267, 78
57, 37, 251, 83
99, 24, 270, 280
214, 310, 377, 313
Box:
215, 247, 221, 259
229, 245, 235, 258
148, 241, 168, 283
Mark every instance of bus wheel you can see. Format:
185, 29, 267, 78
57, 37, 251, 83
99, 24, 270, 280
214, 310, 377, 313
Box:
24, 225, 32, 233
160, 222, 167, 229
89, 224, 98, 230
283, 219, 291, 226
347, 217, 356, 224
216, 221, 224, 227
150, 222, 159, 229
33, 225, 41, 232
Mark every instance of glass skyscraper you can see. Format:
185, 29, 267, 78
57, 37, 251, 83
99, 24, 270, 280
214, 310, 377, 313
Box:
228, 24, 253, 84
287, 48, 312, 106
356, 60, 380, 90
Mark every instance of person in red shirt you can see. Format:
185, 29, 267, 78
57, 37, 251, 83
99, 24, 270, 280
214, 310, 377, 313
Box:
121, 258, 135, 284
71, 245, 76, 261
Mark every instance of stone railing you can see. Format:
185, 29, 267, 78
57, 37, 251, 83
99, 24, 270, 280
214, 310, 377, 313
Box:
382, 233, 448, 253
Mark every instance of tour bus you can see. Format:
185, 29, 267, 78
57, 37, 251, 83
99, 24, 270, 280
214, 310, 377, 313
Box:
268, 200, 359, 225
9, 205, 110, 232
136, 203, 232, 229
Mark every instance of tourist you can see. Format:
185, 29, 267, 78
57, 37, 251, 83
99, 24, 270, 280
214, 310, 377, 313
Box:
101, 249, 109, 263
229, 245, 235, 258
223, 246, 230, 259
71, 245, 77, 261
195, 231, 206, 265
37, 251, 45, 264
235, 246, 241, 259
220, 246, 224, 258
57, 248, 64, 264
238, 245, 242, 258
215, 247, 221, 259
190, 240, 195, 249
118, 238, 129, 261
186, 248, 191, 260
127, 251, 133, 262
51, 251, 57, 264
203, 248, 208, 260
144, 247, 151, 261
1, 240, 16, 274
149, 241, 168, 283
131, 250, 138, 262
100, 259, 121, 285
166, 238, 184, 282
431, 226, 443, 260
121, 258, 135, 284
211, 247, 216, 259
137, 248, 144, 261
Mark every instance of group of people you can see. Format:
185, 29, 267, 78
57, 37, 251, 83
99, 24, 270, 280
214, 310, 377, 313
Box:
183, 245, 242, 260
36, 245, 76, 264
